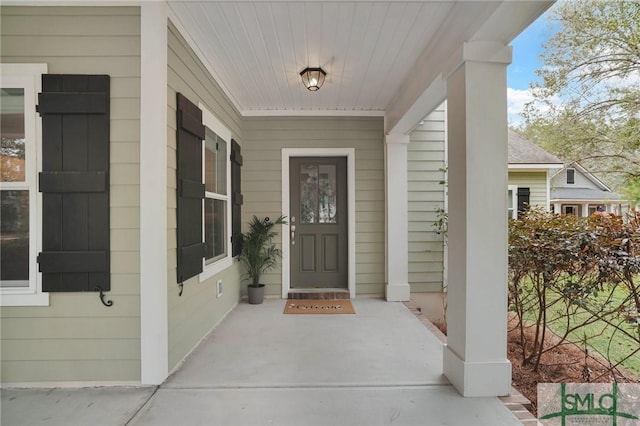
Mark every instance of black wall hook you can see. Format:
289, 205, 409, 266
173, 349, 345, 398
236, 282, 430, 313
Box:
95, 287, 113, 307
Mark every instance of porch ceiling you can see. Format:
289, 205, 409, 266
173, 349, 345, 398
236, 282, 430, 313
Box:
168, 1, 552, 126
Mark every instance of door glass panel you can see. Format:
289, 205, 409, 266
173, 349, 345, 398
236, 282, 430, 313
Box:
300, 163, 337, 224
1, 88, 26, 182
318, 165, 336, 223
300, 164, 318, 224
0, 190, 29, 286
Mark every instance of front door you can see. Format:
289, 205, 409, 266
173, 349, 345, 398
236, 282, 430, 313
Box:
290, 157, 347, 288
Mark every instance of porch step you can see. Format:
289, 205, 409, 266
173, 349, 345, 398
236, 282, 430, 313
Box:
288, 288, 350, 300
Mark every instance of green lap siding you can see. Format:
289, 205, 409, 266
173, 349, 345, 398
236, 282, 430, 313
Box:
0, 6, 141, 384
408, 104, 446, 292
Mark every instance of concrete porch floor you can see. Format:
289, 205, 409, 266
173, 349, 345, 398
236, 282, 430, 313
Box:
1, 298, 525, 425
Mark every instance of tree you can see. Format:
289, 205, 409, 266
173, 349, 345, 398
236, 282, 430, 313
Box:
520, 0, 640, 198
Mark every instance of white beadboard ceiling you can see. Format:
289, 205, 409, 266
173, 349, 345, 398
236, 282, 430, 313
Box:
167, 1, 551, 117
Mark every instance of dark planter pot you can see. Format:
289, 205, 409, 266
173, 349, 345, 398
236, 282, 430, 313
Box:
248, 284, 265, 304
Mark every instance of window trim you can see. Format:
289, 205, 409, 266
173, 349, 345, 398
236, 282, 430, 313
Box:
198, 103, 233, 281
0, 63, 48, 306
567, 168, 575, 184
507, 185, 518, 219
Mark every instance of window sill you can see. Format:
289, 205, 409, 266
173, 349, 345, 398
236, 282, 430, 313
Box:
199, 257, 234, 283
0, 292, 49, 307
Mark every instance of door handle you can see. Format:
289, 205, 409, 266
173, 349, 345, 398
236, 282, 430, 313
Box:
291, 225, 296, 244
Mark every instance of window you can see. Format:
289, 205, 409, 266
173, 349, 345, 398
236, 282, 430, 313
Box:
564, 205, 577, 216
0, 64, 48, 306
567, 168, 575, 184
199, 104, 232, 280
204, 128, 227, 263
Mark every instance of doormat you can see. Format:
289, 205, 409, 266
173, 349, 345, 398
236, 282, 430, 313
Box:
283, 299, 355, 314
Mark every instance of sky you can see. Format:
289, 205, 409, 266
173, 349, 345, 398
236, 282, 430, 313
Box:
506, 4, 560, 126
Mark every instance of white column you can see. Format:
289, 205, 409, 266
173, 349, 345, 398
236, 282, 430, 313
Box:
554, 202, 562, 214
582, 203, 590, 217
140, 2, 168, 385
443, 43, 512, 397
545, 171, 552, 212
385, 133, 410, 301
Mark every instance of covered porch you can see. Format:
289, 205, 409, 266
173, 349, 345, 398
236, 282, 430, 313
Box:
140, 0, 553, 396
2, 299, 533, 425
0, 0, 552, 398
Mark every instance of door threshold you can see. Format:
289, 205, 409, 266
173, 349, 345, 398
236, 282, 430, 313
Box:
288, 288, 350, 300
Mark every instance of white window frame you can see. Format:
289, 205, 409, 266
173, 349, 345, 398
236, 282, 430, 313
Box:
563, 204, 578, 216
198, 103, 233, 281
507, 185, 518, 219
0, 63, 48, 306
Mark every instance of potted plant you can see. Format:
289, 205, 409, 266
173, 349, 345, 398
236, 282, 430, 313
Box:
239, 215, 287, 304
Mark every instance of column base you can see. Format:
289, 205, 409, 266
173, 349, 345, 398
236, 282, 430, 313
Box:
385, 283, 410, 302
443, 345, 512, 397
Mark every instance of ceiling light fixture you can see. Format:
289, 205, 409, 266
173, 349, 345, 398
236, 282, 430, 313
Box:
300, 67, 326, 91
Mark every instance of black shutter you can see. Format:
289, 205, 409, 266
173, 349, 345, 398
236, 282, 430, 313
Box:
231, 139, 243, 257
37, 74, 110, 292
176, 93, 206, 282
517, 187, 530, 218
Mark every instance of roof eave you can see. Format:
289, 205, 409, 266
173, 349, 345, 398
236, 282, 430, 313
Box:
509, 164, 564, 170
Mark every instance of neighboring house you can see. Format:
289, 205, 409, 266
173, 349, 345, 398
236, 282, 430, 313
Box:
0, 2, 552, 398
551, 163, 631, 216
507, 130, 564, 218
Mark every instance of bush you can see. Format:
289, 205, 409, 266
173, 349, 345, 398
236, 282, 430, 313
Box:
508, 208, 640, 375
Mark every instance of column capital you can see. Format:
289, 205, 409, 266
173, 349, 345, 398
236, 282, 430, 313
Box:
443, 41, 512, 80
463, 41, 512, 64
385, 133, 410, 145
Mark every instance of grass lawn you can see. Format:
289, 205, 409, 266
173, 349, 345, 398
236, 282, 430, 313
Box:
519, 281, 640, 377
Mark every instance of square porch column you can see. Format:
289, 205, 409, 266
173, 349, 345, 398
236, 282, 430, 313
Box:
385, 134, 410, 301
443, 42, 512, 397
554, 202, 562, 214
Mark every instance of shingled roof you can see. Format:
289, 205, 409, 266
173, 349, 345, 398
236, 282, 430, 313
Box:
551, 187, 623, 201
508, 130, 563, 165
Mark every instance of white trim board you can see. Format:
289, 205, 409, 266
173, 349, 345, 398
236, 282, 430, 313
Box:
243, 110, 385, 117
508, 164, 563, 170
140, 2, 169, 386
281, 148, 356, 299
